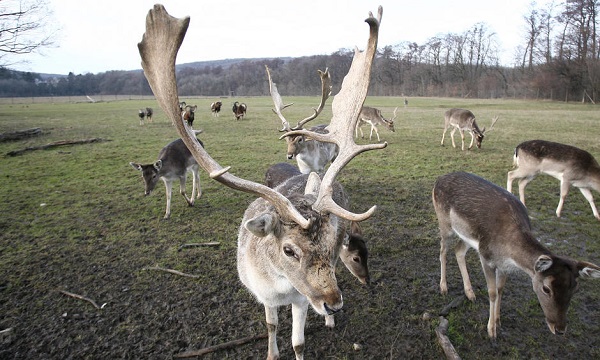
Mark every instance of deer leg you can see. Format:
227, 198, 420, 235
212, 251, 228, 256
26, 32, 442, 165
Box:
460, 130, 466, 151
455, 241, 475, 301
178, 176, 194, 207
324, 314, 335, 328
291, 300, 308, 360
521, 179, 536, 206
441, 128, 447, 146
192, 166, 202, 199
480, 258, 499, 339
373, 127, 381, 142
439, 229, 451, 295
163, 179, 173, 219
450, 128, 458, 148
578, 187, 599, 220
556, 180, 571, 217
468, 131, 475, 150
494, 271, 507, 330
265, 306, 280, 360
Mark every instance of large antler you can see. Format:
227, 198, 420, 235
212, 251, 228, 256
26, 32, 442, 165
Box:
138, 4, 310, 229
283, 7, 386, 221
266, 65, 332, 131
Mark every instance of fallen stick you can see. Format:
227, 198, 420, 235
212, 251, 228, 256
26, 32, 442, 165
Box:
142, 266, 200, 279
6, 138, 110, 156
60, 290, 103, 310
435, 316, 461, 360
178, 242, 220, 251
0, 127, 43, 142
174, 333, 268, 358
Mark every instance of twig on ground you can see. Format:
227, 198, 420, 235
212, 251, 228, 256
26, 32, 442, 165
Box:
0, 128, 44, 142
6, 138, 110, 156
59, 290, 104, 310
174, 333, 268, 358
435, 316, 461, 360
142, 266, 200, 279
178, 242, 220, 251
439, 296, 466, 316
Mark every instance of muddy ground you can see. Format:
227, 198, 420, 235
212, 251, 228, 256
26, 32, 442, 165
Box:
1, 175, 599, 360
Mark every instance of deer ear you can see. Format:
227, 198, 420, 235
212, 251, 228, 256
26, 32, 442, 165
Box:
153, 160, 162, 171
245, 213, 280, 238
130, 162, 142, 171
577, 261, 600, 279
305, 172, 321, 196
534, 255, 553, 273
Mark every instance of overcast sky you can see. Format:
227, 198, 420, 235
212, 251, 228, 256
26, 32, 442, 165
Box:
10, 0, 554, 75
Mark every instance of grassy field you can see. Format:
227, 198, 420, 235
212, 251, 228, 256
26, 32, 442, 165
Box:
0, 96, 599, 359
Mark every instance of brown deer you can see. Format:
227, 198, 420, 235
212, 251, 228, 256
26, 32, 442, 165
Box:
266, 65, 338, 175
129, 131, 203, 219
138, 5, 385, 359
355, 106, 398, 142
433, 171, 600, 339
507, 139, 600, 220
440, 108, 498, 150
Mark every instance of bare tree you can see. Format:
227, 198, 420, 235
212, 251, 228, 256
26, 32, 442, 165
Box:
0, 0, 58, 67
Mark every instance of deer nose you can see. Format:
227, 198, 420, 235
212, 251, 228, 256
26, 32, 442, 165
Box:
287, 154, 294, 159
324, 302, 342, 315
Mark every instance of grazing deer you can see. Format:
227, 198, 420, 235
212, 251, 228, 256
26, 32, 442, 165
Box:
264, 162, 371, 285
138, 5, 385, 359
440, 108, 498, 150
355, 106, 397, 142
433, 171, 600, 339
266, 66, 338, 175
507, 140, 600, 220
129, 132, 203, 219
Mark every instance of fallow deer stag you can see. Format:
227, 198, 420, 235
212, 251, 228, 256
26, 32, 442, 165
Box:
507, 139, 600, 220
440, 108, 498, 150
355, 106, 397, 142
433, 171, 600, 339
138, 5, 385, 359
266, 65, 338, 175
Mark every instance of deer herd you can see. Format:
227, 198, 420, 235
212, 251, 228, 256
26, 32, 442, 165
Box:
131, 4, 600, 358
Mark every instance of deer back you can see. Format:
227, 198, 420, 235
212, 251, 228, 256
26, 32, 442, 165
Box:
516, 140, 600, 183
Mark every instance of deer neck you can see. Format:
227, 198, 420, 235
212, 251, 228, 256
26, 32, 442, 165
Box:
505, 231, 553, 278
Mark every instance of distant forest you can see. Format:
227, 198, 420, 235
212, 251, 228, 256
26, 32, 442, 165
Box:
2, 1, 599, 102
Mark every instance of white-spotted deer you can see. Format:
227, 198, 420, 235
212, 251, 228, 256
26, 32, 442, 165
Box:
129, 132, 203, 219
266, 65, 338, 175
355, 106, 397, 142
507, 139, 600, 220
138, 5, 385, 359
265, 162, 370, 285
433, 171, 600, 339
440, 108, 498, 150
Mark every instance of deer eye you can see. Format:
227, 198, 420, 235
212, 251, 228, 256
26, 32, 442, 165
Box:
352, 256, 361, 263
542, 285, 551, 295
283, 246, 297, 259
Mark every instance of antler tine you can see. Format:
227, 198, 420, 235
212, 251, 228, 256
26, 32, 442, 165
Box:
391, 106, 399, 121
489, 116, 499, 131
285, 6, 385, 221
139, 5, 311, 229
292, 68, 332, 130
266, 65, 294, 131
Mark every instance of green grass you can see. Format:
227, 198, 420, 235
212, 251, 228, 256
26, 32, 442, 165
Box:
1, 96, 599, 359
